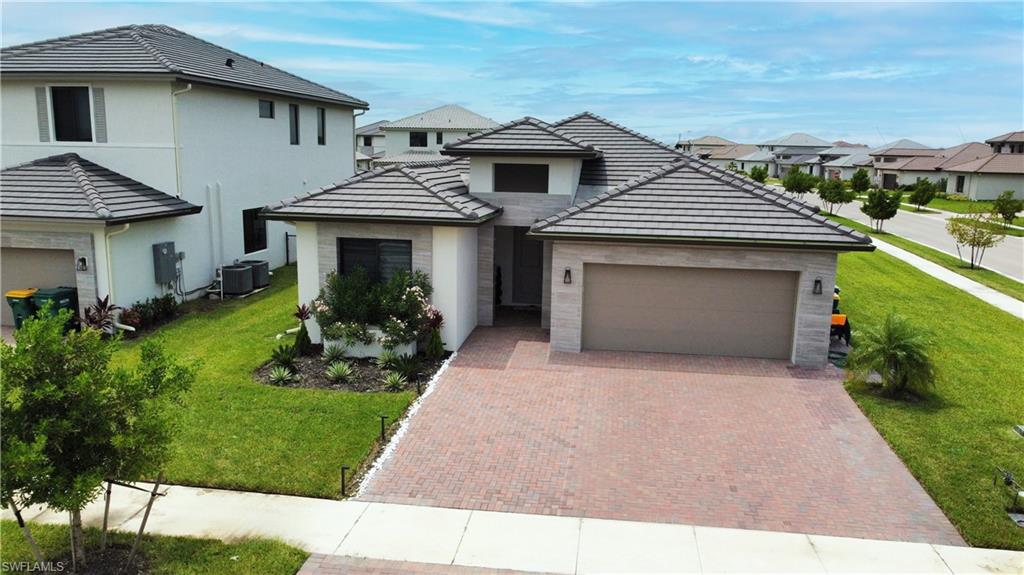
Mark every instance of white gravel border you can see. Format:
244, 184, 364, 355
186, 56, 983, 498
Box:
355, 351, 457, 496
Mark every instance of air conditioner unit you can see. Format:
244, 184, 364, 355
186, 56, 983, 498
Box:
238, 259, 270, 288
221, 265, 254, 296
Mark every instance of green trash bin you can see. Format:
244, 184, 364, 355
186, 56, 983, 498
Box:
31, 286, 79, 331
5, 288, 39, 329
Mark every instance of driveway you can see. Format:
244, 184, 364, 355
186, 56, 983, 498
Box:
360, 326, 963, 545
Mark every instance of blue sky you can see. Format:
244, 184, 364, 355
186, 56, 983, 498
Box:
3, 2, 1022, 147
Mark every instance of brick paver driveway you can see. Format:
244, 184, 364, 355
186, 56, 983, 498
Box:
360, 325, 963, 545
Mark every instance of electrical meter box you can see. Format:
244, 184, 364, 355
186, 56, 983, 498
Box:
153, 242, 177, 284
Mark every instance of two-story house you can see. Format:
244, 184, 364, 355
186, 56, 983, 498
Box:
0, 24, 366, 326
943, 131, 1024, 199
264, 114, 872, 367
372, 104, 498, 166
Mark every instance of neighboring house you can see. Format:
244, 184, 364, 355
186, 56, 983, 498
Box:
739, 133, 831, 177
355, 120, 388, 158
674, 135, 737, 155
944, 132, 1024, 199
374, 104, 498, 165
264, 113, 872, 367
884, 142, 991, 187
821, 153, 873, 181
816, 145, 869, 179
868, 139, 933, 188
703, 144, 758, 170
356, 151, 373, 172
0, 24, 366, 325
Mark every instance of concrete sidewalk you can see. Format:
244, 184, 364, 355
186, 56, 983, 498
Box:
5, 482, 1022, 574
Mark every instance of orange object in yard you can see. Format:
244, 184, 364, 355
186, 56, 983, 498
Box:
5, 288, 38, 298
831, 313, 847, 327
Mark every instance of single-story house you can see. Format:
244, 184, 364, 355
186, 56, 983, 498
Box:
702, 144, 758, 170
882, 142, 991, 187
0, 153, 201, 325
944, 154, 1024, 200
821, 153, 872, 181
264, 113, 873, 367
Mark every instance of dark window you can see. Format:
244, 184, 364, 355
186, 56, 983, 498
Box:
259, 99, 274, 118
494, 163, 549, 193
436, 132, 443, 145
362, 135, 372, 146
242, 208, 267, 253
51, 86, 92, 142
337, 238, 412, 283
956, 175, 965, 194
289, 104, 300, 145
317, 107, 326, 145
409, 131, 428, 147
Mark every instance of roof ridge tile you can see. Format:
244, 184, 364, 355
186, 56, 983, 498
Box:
64, 154, 112, 219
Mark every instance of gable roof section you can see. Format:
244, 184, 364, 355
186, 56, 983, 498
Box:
0, 25, 367, 107
985, 131, 1024, 144
262, 161, 498, 225
356, 120, 389, 136
706, 144, 757, 160
553, 112, 683, 188
869, 139, 931, 154
760, 133, 831, 147
677, 135, 736, 147
441, 116, 601, 158
893, 142, 992, 172
531, 157, 872, 251
1, 153, 201, 223
823, 153, 872, 168
383, 104, 498, 131
943, 153, 1024, 175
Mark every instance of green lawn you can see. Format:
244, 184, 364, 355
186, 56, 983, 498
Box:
830, 215, 1024, 302
116, 265, 415, 499
902, 195, 1024, 226
0, 520, 307, 574
837, 250, 1024, 550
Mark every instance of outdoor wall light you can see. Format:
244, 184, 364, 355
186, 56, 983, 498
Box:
76, 257, 88, 272
563, 267, 572, 284
813, 277, 823, 295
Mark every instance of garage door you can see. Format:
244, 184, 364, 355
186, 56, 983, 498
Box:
1, 248, 77, 326
582, 264, 798, 359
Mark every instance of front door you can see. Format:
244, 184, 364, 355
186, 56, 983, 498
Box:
882, 173, 898, 190
512, 227, 543, 305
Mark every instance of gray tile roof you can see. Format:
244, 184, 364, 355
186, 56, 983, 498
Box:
869, 139, 931, 154
1, 153, 201, 223
372, 150, 447, 165
823, 153, 872, 168
736, 150, 774, 162
759, 133, 831, 147
383, 104, 498, 131
676, 135, 736, 147
442, 117, 601, 158
0, 25, 367, 107
553, 112, 683, 188
356, 120, 389, 136
531, 156, 872, 251
263, 160, 498, 225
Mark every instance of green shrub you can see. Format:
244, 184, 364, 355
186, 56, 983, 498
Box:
271, 344, 297, 370
381, 371, 408, 392
749, 165, 768, 183
991, 190, 1023, 225
426, 329, 445, 360
392, 354, 421, 379
861, 188, 902, 231
293, 304, 314, 356
846, 312, 935, 398
376, 349, 399, 371
268, 365, 295, 386
322, 343, 347, 364
817, 177, 856, 215
325, 361, 354, 383
782, 166, 817, 197
908, 178, 937, 210
850, 168, 870, 195
946, 193, 969, 201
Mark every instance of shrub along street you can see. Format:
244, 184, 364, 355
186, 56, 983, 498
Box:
838, 248, 1024, 550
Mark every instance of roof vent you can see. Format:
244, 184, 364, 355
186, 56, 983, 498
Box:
225, 58, 234, 68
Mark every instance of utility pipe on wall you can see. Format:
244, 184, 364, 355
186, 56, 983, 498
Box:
103, 223, 130, 304
170, 83, 193, 198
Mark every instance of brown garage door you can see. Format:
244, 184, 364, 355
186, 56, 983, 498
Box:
1, 248, 77, 326
582, 264, 798, 359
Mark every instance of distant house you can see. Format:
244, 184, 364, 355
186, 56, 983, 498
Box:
374, 104, 498, 166
739, 133, 831, 177
703, 144, 758, 170
944, 132, 1024, 199
675, 135, 737, 156
883, 142, 991, 187
0, 24, 366, 325
817, 145, 869, 180
868, 139, 933, 189
355, 120, 388, 158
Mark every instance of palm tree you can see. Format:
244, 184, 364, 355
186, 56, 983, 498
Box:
847, 312, 936, 397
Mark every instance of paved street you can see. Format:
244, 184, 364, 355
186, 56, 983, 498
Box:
805, 195, 1024, 280
360, 326, 963, 545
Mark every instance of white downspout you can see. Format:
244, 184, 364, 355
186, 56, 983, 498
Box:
353, 108, 366, 171
171, 83, 193, 198
104, 223, 131, 304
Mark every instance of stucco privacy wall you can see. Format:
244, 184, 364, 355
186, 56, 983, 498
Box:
549, 242, 837, 366
433, 226, 479, 350
1, 227, 99, 317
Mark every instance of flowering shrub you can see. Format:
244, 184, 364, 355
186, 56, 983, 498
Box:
321, 321, 374, 346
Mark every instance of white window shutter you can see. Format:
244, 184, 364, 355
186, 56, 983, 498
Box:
34, 87, 50, 142
92, 87, 107, 143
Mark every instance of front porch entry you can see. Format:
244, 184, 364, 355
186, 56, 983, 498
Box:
493, 226, 544, 326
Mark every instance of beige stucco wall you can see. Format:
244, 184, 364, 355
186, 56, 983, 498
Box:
549, 241, 838, 366
946, 172, 1024, 200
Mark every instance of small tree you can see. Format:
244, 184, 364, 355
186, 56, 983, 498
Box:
946, 212, 1006, 269
850, 168, 871, 195
749, 165, 768, 183
725, 161, 738, 172
846, 311, 935, 398
782, 166, 817, 197
0, 307, 195, 567
991, 190, 1023, 226
907, 178, 937, 211
860, 188, 902, 232
817, 177, 856, 215
293, 304, 314, 356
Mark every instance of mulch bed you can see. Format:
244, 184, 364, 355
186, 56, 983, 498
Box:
53, 546, 148, 575
255, 351, 451, 393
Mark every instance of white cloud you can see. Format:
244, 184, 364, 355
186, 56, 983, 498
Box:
178, 22, 419, 51
825, 67, 915, 80
269, 57, 470, 81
